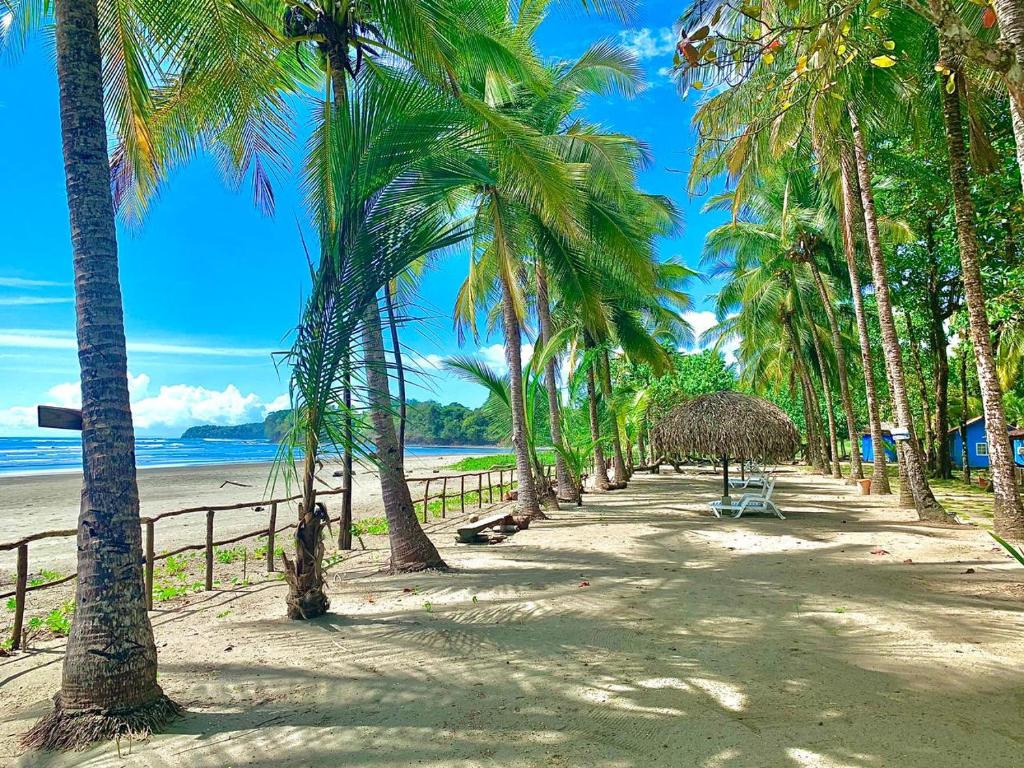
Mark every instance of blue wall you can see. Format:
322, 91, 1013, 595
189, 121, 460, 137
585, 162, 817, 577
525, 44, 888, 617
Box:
1014, 438, 1024, 467
861, 433, 897, 463
950, 419, 994, 469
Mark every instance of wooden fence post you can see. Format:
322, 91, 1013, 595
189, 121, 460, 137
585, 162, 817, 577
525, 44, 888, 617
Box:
11, 544, 27, 651
205, 510, 215, 591
441, 477, 448, 518
499, 470, 504, 500
487, 471, 493, 503
422, 479, 431, 523
145, 520, 155, 611
267, 502, 278, 573
460, 475, 466, 513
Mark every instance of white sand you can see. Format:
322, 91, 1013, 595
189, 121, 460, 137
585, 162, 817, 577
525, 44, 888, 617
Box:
0, 455, 483, 575
2, 469, 1024, 767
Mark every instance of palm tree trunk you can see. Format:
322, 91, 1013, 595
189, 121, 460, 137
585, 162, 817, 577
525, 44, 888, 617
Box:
904, 309, 937, 473
284, 429, 331, 619
363, 303, 448, 569
839, 145, 891, 494
991, 0, 1024, 194
807, 319, 843, 479
585, 341, 611, 491
785, 314, 829, 473
926, 231, 954, 479
809, 260, 863, 481
938, 61, 1024, 536
383, 282, 407, 454
848, 105, 951, 521
960, 349, 973, 485
22, 0, 179, 749
338, 357, 353, 550
600, 349, 629, 485
499, 276, 545, 518
536, 268, 578, 503
638, 428, 648, 467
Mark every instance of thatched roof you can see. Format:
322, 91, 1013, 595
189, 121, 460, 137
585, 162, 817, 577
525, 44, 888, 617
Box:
651, 390, 800, 462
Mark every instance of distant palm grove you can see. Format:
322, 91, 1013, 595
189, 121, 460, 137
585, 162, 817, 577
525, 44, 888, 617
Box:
5, 0, 1024, 754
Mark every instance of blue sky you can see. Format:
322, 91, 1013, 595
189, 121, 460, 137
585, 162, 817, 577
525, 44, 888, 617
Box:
0, 1, 726, 437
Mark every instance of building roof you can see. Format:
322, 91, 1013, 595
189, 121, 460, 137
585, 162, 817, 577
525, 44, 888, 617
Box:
947, 416, 1020, 435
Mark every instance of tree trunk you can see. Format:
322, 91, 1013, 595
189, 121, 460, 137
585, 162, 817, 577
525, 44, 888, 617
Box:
499, 276, 545, 518
907, 312, 937, 472
284, 438, 331, 619
22, 0, 179, 749
960, 349, 973, 485
991, 0, 1024, 194
638, 428, 648, 467
785, 313, 828, 473
338, 357, 353, 550
536, 268, 578, 503
383, 282, 407, 454
585, 342, 611, 491
926, 234, 954, 479
896, 442, 917, 509
807, 319, 843, 479
363, 303, 449, 568
600, 349, 629, 485
938, 60, 1024, 536
839, 144, 891, 494
848, 105, 951, 521
809, 259, 862, 481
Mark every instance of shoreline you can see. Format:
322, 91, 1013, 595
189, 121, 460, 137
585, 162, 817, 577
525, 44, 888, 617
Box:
0, 452, 502, 575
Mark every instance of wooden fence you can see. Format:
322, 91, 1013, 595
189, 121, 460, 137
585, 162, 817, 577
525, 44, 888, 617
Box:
0, 464, 545, 651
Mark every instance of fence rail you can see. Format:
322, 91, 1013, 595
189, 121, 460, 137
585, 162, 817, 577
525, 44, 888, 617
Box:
1, 464, 546, 651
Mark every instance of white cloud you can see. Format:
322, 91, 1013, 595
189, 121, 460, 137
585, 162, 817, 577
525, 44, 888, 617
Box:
0, 277, 68, 288
407, 352, 446, 371
0, 330, 274, 358
618, 27, 676, 60
0, 297, 74, 306
0, 372, 276, 433
477, 342, 534, 374
264, 393, 290, 414
680, 310, 740, 364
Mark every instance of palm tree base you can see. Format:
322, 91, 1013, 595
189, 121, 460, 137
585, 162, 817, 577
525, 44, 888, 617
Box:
22, 690, 181, 752
993, 509, 1024, 541
285, 587, 331, 620
388, 560, 450, 574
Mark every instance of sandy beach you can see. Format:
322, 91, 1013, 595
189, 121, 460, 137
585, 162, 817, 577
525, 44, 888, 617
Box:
2, 468, 1024, 767
0, 454, 488, 576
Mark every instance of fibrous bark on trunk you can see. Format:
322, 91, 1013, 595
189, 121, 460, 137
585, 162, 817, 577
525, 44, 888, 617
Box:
839, 145, 891, 494
536, 269, 578, 503
498, 276, 546, 518
585, 341, 611, 491
938, 58, 1024, 536
364, 303, 449, 568
23, 0, 179, 749
600, 349, 629, 485
848, 105, 952, 521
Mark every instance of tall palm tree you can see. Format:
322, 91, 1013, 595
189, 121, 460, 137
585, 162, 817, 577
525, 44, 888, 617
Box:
847, 105, 952, 522
19, 0, 178, 750
937, 51, 1024, 536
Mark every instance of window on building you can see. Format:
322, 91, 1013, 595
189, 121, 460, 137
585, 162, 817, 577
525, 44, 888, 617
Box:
976, 442, 988, 456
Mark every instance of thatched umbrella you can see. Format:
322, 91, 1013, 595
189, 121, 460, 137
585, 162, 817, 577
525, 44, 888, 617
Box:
651, 391, 800, 503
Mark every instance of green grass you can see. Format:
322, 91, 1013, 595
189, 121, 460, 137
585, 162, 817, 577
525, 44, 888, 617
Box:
352, 516, 389, 536
446, 451, 555, 472
253, 539, 285, 562
214, 545, 248, 564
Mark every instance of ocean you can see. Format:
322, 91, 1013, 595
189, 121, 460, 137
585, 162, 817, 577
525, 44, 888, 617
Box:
0, 437, 508, 477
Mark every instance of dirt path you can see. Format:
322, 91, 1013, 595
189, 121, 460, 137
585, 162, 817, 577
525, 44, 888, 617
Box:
2, 470, 1023, 767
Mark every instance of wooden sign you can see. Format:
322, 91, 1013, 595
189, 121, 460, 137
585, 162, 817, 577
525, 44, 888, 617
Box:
37, 406, 83, 431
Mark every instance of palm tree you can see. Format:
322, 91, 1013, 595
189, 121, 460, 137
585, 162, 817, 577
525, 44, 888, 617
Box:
846, 105, 953, 522
937, 51, 1024, 536
19, 0, 178, 750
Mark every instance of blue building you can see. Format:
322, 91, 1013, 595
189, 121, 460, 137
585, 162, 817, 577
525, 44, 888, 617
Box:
1010, 428, 1024, 468
949, 417, 1023, 469
860, 431, 897, 463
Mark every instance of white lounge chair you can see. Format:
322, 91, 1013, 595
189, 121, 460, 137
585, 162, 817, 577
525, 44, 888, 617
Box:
709, 478, 784, 520
728, 472, 769, 490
